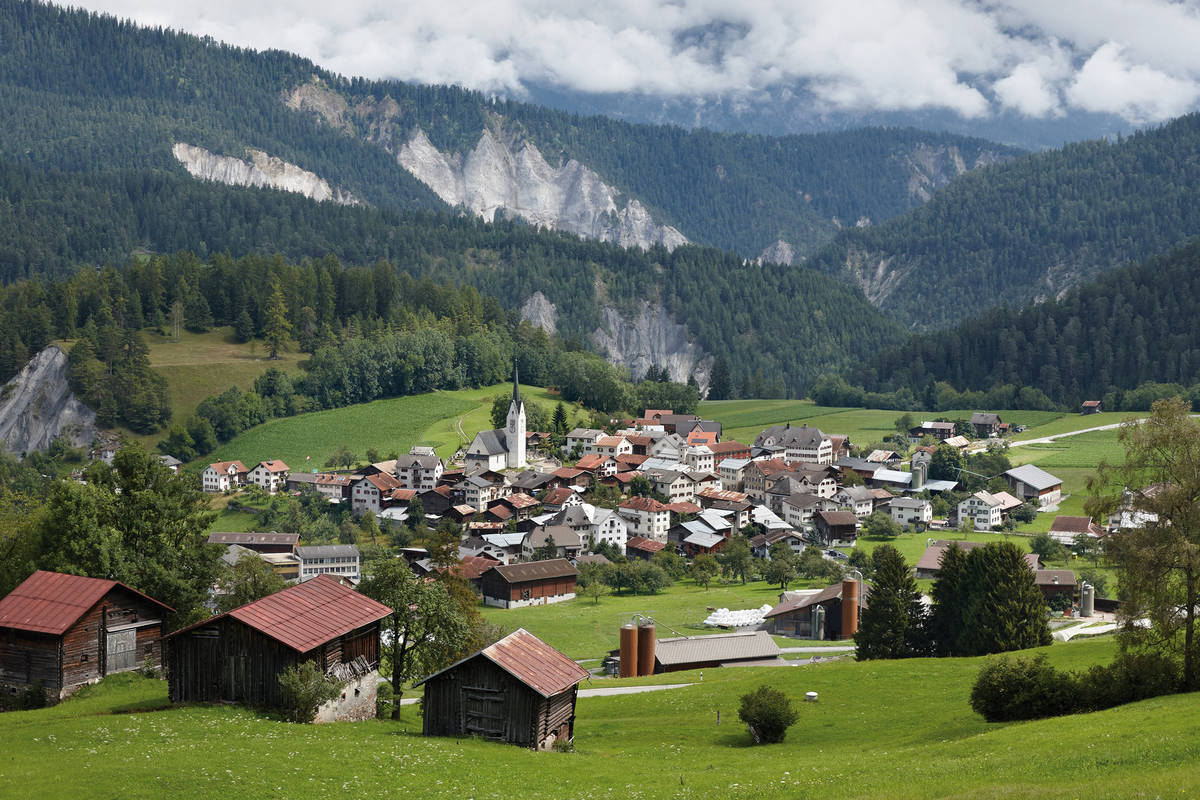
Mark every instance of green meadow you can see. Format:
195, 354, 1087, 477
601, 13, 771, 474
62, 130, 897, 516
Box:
4, 635, 1198, 799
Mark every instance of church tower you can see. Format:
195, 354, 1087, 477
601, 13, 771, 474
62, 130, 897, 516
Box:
505, 362, 526, 469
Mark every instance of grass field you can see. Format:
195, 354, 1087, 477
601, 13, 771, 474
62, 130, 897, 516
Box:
6, 635, 1199, 799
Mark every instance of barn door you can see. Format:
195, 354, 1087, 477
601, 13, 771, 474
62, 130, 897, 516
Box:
106, 629, 137, 674
461, 688, 506, 740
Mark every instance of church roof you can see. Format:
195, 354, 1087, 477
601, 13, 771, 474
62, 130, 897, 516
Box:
471, 429, 509, 456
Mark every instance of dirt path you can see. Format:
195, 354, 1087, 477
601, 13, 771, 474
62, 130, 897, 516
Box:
1009, 420, 1143, 447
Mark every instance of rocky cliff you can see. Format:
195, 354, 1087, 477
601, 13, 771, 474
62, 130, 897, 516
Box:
284, 82, 686, 251
0, 346, 96, 454
173, 143, 359, 205
592, 302, 712, 393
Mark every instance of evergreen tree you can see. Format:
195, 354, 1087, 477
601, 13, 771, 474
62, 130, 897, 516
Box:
854, 544, 927, 659
928, 542, 970, 657
234, 308, 255, 343
552, 402, 569, 435
707, 356, 733, 400
263, 278, 292, 360
958, 543, 1051, 656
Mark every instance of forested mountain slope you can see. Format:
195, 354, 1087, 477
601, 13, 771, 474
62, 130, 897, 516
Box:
0, 0, 1014, 265
850, 238, 1200, 407
806, 114, 1200, 329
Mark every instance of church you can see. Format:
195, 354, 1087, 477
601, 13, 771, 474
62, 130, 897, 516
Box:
465, 366, 527, 472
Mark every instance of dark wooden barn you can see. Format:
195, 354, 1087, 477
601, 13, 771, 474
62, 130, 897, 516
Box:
0, 570, 173, 701
165, 575, 391, 721
417, 628, 588, 749
479, 559, 578, 609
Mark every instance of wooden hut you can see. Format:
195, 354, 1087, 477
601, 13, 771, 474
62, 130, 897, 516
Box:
0, 570, 173, 701
417, 628, 588, 749
479, 559, 578, 609
164, 575, 391, 721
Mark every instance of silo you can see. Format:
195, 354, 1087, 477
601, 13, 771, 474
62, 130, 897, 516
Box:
637, 622, 657, 676
1080, 583, 1095, 617
619, 623, 639, 678
841, 578, 860, 639
912, 460, 926, 490
812, 604, 826, 640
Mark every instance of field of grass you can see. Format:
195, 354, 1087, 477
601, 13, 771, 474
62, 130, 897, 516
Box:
6, 635, 1199, 799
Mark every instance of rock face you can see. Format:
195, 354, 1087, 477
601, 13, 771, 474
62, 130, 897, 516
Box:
172, 143, 359, 205
398, 128, 687, 251
520, 291, 558, 335
758, 240, 796, 266
0, 346, 96, 454
592, 302, 712, 393
904, 143, 1005, 202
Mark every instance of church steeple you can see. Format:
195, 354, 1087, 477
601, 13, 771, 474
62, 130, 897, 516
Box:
512, 361, 523, 410
506, 359, 527, 469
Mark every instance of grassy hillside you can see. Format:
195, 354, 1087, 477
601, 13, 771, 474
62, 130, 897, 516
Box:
6, 637, 1198, 799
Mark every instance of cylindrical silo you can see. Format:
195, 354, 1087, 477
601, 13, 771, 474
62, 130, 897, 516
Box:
637, 622, 656, 676
1080, 583, 1095, 617
812, 604, 826, 641
841, 578, 860, 639
619, 623, 639, 678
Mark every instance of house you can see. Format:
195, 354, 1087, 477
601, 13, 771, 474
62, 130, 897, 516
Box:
542, 486, 583, 513
958, 491, 1004, 531
888, 496, 932, 527
943, 435, 972, 451
753, 423, 833, 464
709, 440, 752, 462
1036, 569, 1077, 603
715, 457, 751, 491
625, 536, 667, 560
813, 510, 861, 546
652, 470, 697, 503
157, 454, 183, 472
0, 571, 173, 701
480, 560, 578, 609
510, 470, 557, 494
592, 508, 629, 554
206, 531, 299, 554
352, 472, 401, 515
202, 460, 249, 493
1004, 465, 1063, 507
763, 579, 869, 640
681, 445, 715, 473
682, 530, 726, 556
522, 525, 583, 560
550, 467, 591, 490
971, 412, 1003, 437
749, 530, 807, 559
909, 421, 956, 441
914, 540, 1042, 579
1081, 400, 1102, 415
416, 486, 454, 517
583, 435, 632, 458
649, 630, 782, 672
865, 449, 900, 465
248, 460, 290, 494
493, 492, 540, 522
466, 367, 527, 471
165, 576, 390, 720
834, 485, 874, 517
1048, 516, 1105, 545
618, 496, 671, 542
564, 428, 604, 456
294, 544, 360, 583
289, 472, 354, 501
742, 458, 791, 501
396, 447, 444, 491
417, 628, 588, 749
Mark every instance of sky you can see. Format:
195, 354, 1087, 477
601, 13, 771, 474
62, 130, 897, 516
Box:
73, 0, 1200, 125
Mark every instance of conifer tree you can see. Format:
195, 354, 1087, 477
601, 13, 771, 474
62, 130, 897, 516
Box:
854, 544, 927, 659
263, 278, 292, 360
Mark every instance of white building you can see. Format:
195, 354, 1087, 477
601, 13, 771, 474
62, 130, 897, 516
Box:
958, 491, 1004, 531
754, 423, 833, 465
465, 367, 527, 471
202, 460, 249, 493
295, 544, 360, 582
247, 460, 290, 494
618, 496, 671, 542
592, 508, 629, 554
889, 496, 933, 527
396, 446, 444, 491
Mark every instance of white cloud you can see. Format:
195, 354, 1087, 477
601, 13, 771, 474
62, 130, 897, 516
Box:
68, 0, 1200, 122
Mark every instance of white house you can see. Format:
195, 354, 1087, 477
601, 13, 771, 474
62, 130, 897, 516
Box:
295, 544, 360, 582
889, 497, 933, 527
396, 446, 444, 491
618, 496, 671, 542
834, 485, 874, 517
248, 460, 290, 494
716, 457, 751, 492
351, 472, 400, 515
583, 435, 632, 458
958, 491, 1004, 531
754, 423, 833, 465
564, 427, 604, 456
202, 460, 249, 493
682, 445, 715, 473
592, 507, 629, 554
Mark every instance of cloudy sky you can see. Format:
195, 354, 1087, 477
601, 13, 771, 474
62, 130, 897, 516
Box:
74, 0, 1200, 124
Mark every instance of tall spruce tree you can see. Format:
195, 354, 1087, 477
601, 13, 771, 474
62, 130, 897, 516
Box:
928, 541, 970, 656
854, 544, 928, 659
263, 278, 292, 360
959, 543, 1051, 656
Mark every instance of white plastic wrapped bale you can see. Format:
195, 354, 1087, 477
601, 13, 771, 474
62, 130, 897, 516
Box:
702, 604, 775, 627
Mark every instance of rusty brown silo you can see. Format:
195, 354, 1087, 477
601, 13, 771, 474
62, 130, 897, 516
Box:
636, 622, 656, 676
841, 578, 860, 639
619, 623, 639, 678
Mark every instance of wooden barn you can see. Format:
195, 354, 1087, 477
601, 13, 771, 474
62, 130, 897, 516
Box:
165, 575, 391, 721
417, 628, 588, 749
479, 559, 578, 609
0, 570, 173, 701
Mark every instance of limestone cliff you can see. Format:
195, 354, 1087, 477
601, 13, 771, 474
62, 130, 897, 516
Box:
0, 346, 96, 454
172, 143, 359, 205
519, 291, 558, 335
592, 302, 712, 394
903, 143, 1005, 202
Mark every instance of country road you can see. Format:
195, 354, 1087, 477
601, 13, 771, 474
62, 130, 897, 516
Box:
1008, 419, 1143, 447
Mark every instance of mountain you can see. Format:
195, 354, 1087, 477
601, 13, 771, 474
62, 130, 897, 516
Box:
0, 0, 1015, 267
805, 113, 1200, 329
850, 238, 1200, 408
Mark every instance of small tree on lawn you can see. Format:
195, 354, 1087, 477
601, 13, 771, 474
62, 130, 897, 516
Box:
718, 536, 753, 584
582, 579, 608, 604
862, 511, 901, 539
690, 553, 719, 589
854, 544, 928, 659
278, 661, 342, 723
738, 685, 799, 744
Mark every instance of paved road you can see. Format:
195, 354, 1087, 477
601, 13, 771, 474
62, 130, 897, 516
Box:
579, 683, 693, 697
778, 645, 855, 654
1009, 420, 1142, 447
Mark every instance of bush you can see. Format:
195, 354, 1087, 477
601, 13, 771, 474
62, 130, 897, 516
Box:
278, 661, 343, 723
737, 685, 799, 744
376, 680, 394, 720
1077, 650, 1179, 711
969, 654, 1078, 722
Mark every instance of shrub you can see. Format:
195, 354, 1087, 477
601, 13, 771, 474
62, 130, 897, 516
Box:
376, 680, 394, 720
969, 654, 1078, 722
551, 737, 575, 752
737, 686, 799, 744
278, 661, 343, 723
1078, 650, 1179, 711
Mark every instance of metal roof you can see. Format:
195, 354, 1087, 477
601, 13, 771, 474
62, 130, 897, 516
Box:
207, 531, 300, 546
295, 544, 360, 559
1004, 464, 1063, 491
0, 570, 173, 635
653, 630, 781, 666
487, 559, 578, 583
683, 531, 725, 548
417, 628, 588, 697
167, 574, 391, 653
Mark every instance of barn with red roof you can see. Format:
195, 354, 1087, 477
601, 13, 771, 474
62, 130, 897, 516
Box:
416, 628, 588, 749
0, 570, 173, 700
164, 575, 391, 721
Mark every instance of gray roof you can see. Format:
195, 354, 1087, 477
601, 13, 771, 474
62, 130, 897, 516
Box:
1004, 464, 1062, 491
683, 531, 726, 548
398, 453, 442, 470
207, 531, 299, 546
755, 423, 827, 449
837, 485, 874, 502
488, 559, 578, 583
681, 519, 718, 537
971, 412, 1001, 425
653, 630, 781, 666
469, 429, 509, 456
527, 525, 582, 548
872, 468, 913, 486
295, 544, 359, 559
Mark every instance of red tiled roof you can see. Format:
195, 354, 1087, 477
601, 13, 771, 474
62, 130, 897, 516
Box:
168, 575, 390, 653
488, 504, 514, 520
1050, 516, 1104, 535
256, 459, 290, 473
209, 460, 248, 474
418, 628, 587, 698
596, 436, 626, 447
543, 487, 577, 505
613, 471, 642, 483
0, 570, 172, 635
456, 556, 499, 581
709, 441, 750, 455
626, 435, 653, 446
503, 492, 540, 509
698, 487, 749, 503
362, 472, 401, 492
1083, 400, 1101, 408
666, 501, 702, 515
626, 536, 666, 553
620, 496, 669, 512
552, 467, 585, 479
575, 454, 611, 471
616, 453, 648, 466
390, 488, 417, 502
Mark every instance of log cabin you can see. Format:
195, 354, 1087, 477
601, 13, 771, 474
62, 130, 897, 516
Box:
0, 570, 173, 701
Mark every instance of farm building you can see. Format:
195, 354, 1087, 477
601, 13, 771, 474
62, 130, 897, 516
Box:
479, 560, 578, 609
651, 630, 782, 672
1003, 465, 1063, 507
206, 531, 299, 554
763, 579, 870, 640
0, 570, 173, 701
165, 575, 391, 721
417, 628, 588, 749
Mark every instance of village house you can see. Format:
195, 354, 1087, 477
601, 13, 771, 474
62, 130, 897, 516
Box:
248, 460, 290, 494
617, 496, 671, 542
417, 628, 588, 749
764, 579, 869, 640
396, 446, 444, 491
294, 544, 360, 583
909, 421, 956, 441
833, 485, 874, 517
352, 472, 401, 515
583, 435, 632, 458
1003, 464, 1063, 507
1036, 570, 1077, 604
971, 412, 1004, 437
681, 445, 715, 473
575, 454, 619, 477
166, 576, 390, 721
0, 571, 173, 701
522, 525, 584, 560
958, 490, 1005, 531
564, 427, 604, 456
812, 510, 861, 547
541, 486, 584, 513
202, 460, 249, 492
715, 457, 752, 491
782, 492, 835, 529
742, 458, 791, 501
288, 472, 354, 502
1081, 400, 1102, 415
888, 496, 933, 527
913, 541, 1042, 579
625, 536, 667, 560
480, 559, 578, 609
1048, 516, 1105, 545
651, 470, 697, 503
754, 423, 834, 464
592, 507, 629, 554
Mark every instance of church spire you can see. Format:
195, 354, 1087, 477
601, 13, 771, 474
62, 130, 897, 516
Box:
512, 361, 522, 408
